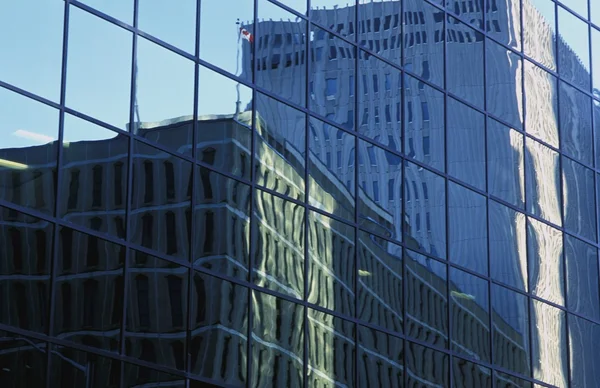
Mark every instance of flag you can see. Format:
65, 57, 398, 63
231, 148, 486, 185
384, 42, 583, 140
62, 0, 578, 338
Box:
240, 27, 253, 43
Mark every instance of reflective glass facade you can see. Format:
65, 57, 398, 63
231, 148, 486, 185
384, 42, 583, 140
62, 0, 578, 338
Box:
1, 0, 599, 387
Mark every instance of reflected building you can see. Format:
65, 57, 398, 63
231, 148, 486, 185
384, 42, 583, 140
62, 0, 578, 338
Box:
0, 0, 600, 387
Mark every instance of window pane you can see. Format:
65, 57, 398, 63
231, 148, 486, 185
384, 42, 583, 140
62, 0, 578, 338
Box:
49, 346, 120, 388
569, 314, 600, 388
524, 0, 557, 71
358, 326, 403, 387
406, 341, 449, 386
252, 291, 304, 387
0, 1, 63, 101
530, 299, 567, 387
308, 211, 355, 316
79, 0, 133, 23
0, 208, 53, 334
525, 138, 561, 226
126, 253, 188, 371
452, 358, 491, 388
558, 6, 590, 90
0, 87, 59, 215
447, 98, 486, 190
0, 332, 47, 387
252, 189, 304, 299
565, 236, 599, 320
138, 0, 196, 53
66, 7, 132, 129
190, 271, 248, 385
194, 169, 250, 280
559, 82, 593, 165
527, 217, 564, 306
562, 156, 596, 241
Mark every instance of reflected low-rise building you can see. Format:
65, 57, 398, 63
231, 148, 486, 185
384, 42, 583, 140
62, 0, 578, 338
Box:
1, 0, 600, 387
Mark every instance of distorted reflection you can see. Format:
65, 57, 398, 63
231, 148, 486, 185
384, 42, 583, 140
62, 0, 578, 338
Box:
309, 116, 354, 221
129, 141, 192, 262
450, 268, 490, 362
49, 346, 120, 388
358, 232, 402, 333
562, 156, 596, 241
559, 82, 593, 165
200, 0, 254, 80
404, 74, 445, 172
524, 61, 559, 149
524, 0, 557, 71
0, 332, 47, 387
60, 114, 129, 239
123, 361, 185, 387
565, 235, 599, 320
405, 250, 448, 348
55, 227, 124, 353
487, 0, 521, 50
403, 0, 445, 88
495, 372, 532, 388
447, 16, 484, 109
489, 200, 527, 291
66, 6, 132, 130
307, 309, 355, 387
197, 65, 252, 180
357, 0, 401, 63
190, 272, 248, 385
485, 40, 523, 130
256, 0, 307, 107
358, 326, 404, 387
308, 211, 355, 316
525, 138, 561, 226
404, 162, 446, 258
358, 140, 402, 242
448, 182, 487, 276
125, 252, 188, 372
447, 98, 485, 190
527, 217, 564, 306
0, 87, 58, 215
252, 188, 304, 299
557, 6, 590, 91
568, 314, 600, 388
491, 284, 530, 376
453, 358, 491, 388
0, 207, 53, 334
487, 119, 524, 208
256, 93, 306, 200
252, 291, 303, 387
530, 299, 567, 387
405, 341, 449, 387
194, 168, 251, 280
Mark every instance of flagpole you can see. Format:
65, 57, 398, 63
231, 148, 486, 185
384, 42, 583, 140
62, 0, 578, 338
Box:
235, 19, 241, 118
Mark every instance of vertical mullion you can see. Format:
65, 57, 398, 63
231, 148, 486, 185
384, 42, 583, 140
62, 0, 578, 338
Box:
353, 1, 360, 386
46, 0, 71, 386
186, 0, 202, 381
119, 0, 139, 386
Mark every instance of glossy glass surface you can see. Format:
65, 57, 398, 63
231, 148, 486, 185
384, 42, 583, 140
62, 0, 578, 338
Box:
448, 182, 488, 275
357, 232, 402, 333
194, 168, 250, 279
487, 119, 524, 208
125, 252, 188, 371
530, 299, 567, 387
308, 210, 355, 316
0, 87, 58, 215
130, 141, 192, 261
252, 188, 304, 298
447, 16, 484, 109
450, 267, 490, 362
307, 309, 355, 387
489, 200, 527, 291
66, 6, 132, 129
405, 250, 448, 348
491, 284, 530, 376
0, 1, 63, 101
134, 38, 195, 154
252, 291, 303, 387
257, 93, 306, 200
190, 271, 248, 385
527, 217, 564, 306
358, 326, 403, 387
404, 74, 445, 172
447, 97, 485, 190
60, 114, 129, 239
55, 227, 124, 352
358, 140, 402, 241
2, 0, 600, 385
